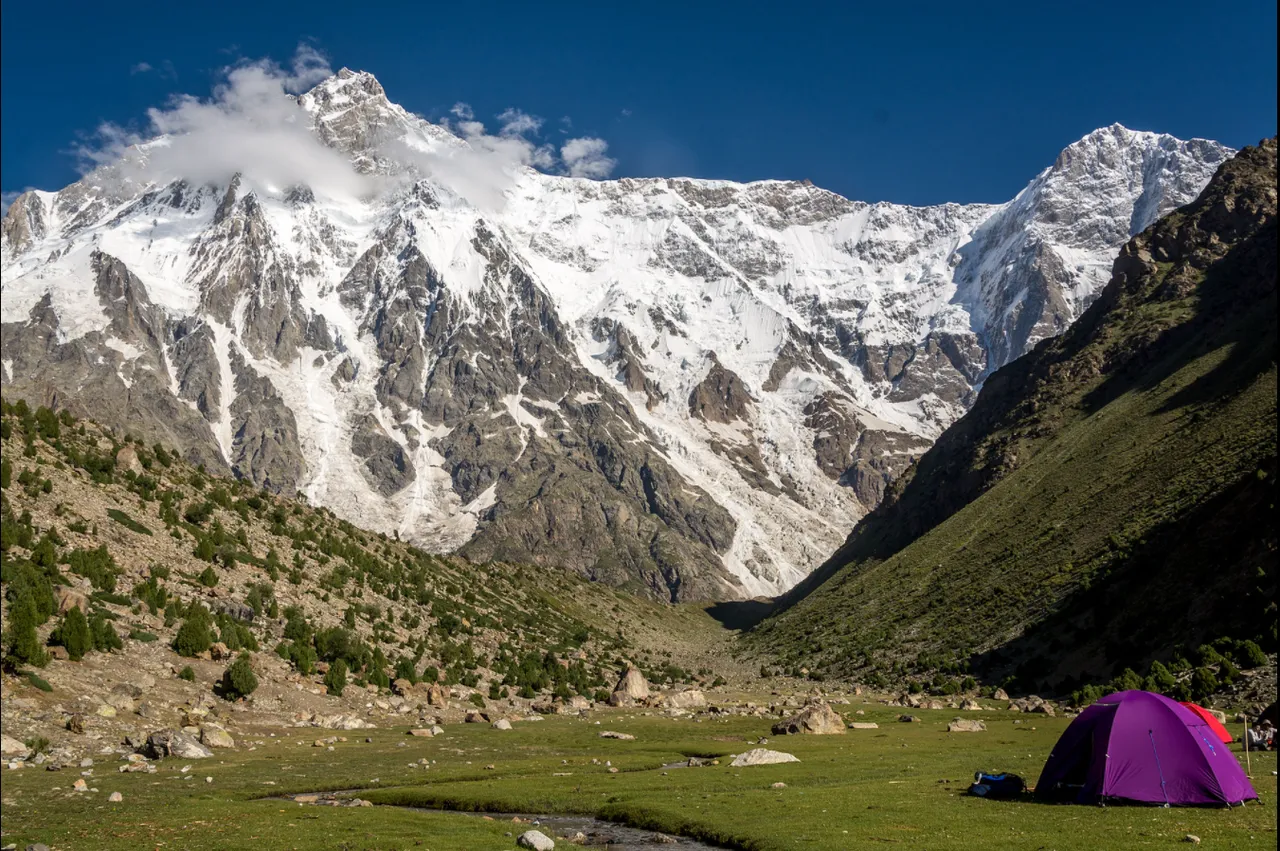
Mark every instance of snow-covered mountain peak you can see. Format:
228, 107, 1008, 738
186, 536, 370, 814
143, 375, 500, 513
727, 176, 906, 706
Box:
0, 71, 1236, 602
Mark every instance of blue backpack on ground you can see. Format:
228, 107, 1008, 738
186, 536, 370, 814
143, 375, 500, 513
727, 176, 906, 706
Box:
968, 771, 1026, 799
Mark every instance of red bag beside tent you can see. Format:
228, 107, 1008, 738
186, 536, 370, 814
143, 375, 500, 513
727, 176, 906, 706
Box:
1180, 701, 1234, 744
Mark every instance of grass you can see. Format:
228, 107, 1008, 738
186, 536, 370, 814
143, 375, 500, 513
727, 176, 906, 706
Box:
0, 709, 1274, 850
106, 507, 152, 536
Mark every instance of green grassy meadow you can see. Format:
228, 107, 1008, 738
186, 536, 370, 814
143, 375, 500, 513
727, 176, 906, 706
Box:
2, 706, 1274, 850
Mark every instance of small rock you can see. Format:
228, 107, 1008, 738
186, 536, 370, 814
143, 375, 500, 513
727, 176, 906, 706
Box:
947, 718, 987, 733
1184, 835, 1201, 845
492, 719, 513, 731
730, 748, 800, 767
72, 778, 87, 791
847, 722, 879, 730
771, 781, 787, 789
108, 791, 122, 802
598, 731, 635, 740
517, 829, 555, 850
408, 728, 435, 737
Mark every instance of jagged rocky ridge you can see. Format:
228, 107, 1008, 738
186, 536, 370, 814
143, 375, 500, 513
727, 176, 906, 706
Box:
0, 69, 1233, 600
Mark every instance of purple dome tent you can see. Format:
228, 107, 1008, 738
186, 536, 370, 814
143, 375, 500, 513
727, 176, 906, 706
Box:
1036, 690, 1257, 806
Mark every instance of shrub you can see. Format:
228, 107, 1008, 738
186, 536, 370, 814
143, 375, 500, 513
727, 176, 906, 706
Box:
290, 642, 317, 675
129, 629, 158, 643
173, 607, 213, 657
1189, 667, 1219, 700
26, 673, 53, 692
178, 666, 196, 682
220, 653, 258, 700
198, 565, 218, 587
469, 692, 486, 709
324, 659, 348, 696
2, 588, 48, 667
1238, 640, 1268, 668
50, 607, 92, 661
90, 614, 123, 652
421, 664, 440, 684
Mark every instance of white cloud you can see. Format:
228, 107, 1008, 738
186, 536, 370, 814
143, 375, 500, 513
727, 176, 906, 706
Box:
130, 62, 153, 75
74, 44, 371, 202
560, 137, 617, 179
496, 108, 542, 137
70, 44, 619, 216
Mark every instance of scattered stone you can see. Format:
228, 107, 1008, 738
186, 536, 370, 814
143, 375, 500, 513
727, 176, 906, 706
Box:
598, 731, 635, 740
492, 719, 513, 731
772, 701, 845, 735
649, 834, 678, 844
66, 715, 85, 734
897, 714, 920, 723
1184, 835, 1201, 845
730, 748, 800, 767
429, 725, 445, 736
960, 699, 983, 711
847, 722, 879, 730
72, 778, 87, 792
408, 729, 435, 737
517, 829, 555, 850
771, 781, 787, 789
993, 688, 1010, 701
108, 791, 122, 802
947, 718, 987, 733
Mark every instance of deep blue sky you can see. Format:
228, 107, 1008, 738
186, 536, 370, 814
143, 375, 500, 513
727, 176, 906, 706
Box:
2, 0, 1276, 207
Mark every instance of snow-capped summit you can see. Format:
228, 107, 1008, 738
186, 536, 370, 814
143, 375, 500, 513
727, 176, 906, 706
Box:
0, 70, 1233, 600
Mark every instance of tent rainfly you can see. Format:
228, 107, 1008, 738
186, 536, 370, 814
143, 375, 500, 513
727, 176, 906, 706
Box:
1179, 701, 1234, 745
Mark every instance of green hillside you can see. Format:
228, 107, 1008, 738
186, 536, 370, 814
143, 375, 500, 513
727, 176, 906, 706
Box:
747, 139, 1278, 697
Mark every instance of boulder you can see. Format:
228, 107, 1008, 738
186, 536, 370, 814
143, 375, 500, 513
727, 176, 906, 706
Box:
663, 689, 707, 709
115, 444, 145, 475
144, 729, 213, 759
993, 688, 1010, 701
847, 722, 879, 730
209, 642, 231, 661
599, 731, 636, 740
1, 734, 27, 758
200, 725, 236, 749
428, 725, 445, 736
491, 719, 513, 731
960, 699, 983, 711
608, 667, 650, 706
391, 678, 414, 696
55, 586, 90, 615
730, 748, 800, 767
947, 718, 987, 733
426, 684, 447, 707
408, 728, 435, 737
517, 829, 555, 851
772, 702, 845, 735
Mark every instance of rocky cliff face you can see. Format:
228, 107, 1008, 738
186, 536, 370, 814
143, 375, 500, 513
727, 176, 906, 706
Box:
0, 68, 1232, 600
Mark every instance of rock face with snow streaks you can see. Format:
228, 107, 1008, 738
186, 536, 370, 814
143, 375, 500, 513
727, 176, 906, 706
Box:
0, 68, 1231, 600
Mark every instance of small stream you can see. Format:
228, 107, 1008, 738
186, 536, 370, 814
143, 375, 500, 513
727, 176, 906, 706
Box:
282, 793, 722, 848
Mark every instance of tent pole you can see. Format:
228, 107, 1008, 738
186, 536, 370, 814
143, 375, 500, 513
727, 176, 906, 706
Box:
1243, 719, 1252, 778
